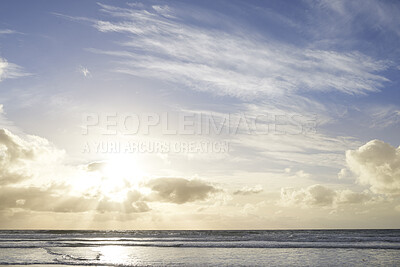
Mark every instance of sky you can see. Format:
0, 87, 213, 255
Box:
0, 0, 400, 229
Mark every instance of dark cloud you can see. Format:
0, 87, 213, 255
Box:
0, 129, 218, 216
233, 185, 263, 195
146, 177, 218, 204
0, 185, 149, 214
87, 161, 107, 172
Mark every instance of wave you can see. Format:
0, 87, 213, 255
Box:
1, 241, 400, 249
1, 230, 399, 250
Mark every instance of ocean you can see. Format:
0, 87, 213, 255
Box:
0, 229, 399, 266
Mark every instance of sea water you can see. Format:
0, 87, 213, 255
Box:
0, 229, 399, 266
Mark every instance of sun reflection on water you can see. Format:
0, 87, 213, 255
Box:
93, 246, 140, 265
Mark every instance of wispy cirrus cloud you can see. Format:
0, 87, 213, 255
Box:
86, 3, 390, 98
0, 57, 30, 82
0, 30, 29, 82
312, 0, 400, 38
368, 106, 400, 129
0, 29, 16, 35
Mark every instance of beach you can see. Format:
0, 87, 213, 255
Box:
1, 230, 399, 266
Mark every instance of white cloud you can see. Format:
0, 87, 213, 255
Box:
230, 131, 360, 169
368, 106, 400, 128
88, 3, 389, 98
0, 29, 16, 35
294, 170, 311, 179
338, 168, 353, 180
0, 128, 65, 185
280, 140, 400, 209
60, 2, 388, 176
281, 184, 336, 207
151, 5, 175, 18
78, 65, 91, 77
0, 105, 20, 134
346, 139, 400, 195
0, 57, 30, 82
313, 0, 400, 37
280, 184, 372, 208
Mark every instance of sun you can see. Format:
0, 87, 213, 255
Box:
76, 155, 146, 202
102, 155, 144, 182
100, 155, 144, 194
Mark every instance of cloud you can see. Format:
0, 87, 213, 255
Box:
58, 2, 389, 176
294, 170, 311, 179
338, 168, 352, 180
335, 189, 372, 205
0, 127, 220, 217
85, 3, 389, 98
0, 29, 16, 35
146, 177, 219, 204
280, 184, 372, 208
87, 161, 107, 172
0, 127, 150, 214
0, 185, 150, 214
346, 139, 400, 195
281, 184, 336, 207
0, 176, 220, 214
313, 0, 400, 37
0, 128, 64, 185
233, 185, 263, 195
0, 57, 30, 82
151, 5, 175, 18
0, 128, 34, 161
368, 106, 400, 128
78, 65, 91, 77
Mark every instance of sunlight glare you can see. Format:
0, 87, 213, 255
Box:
74, 155, 146, 202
